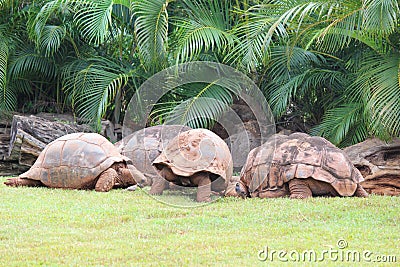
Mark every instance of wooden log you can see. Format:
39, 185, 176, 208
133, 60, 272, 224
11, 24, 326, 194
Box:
344, 138, 400, 196
9, 115, 92, 149
8, 115, 92, 164
0, 114, 31, 176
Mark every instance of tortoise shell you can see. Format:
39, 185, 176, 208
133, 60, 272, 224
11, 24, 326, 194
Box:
20, 132, 131, 189
240, 133, 364, 197
115, 125, 191, 184
153, 128, 233, 184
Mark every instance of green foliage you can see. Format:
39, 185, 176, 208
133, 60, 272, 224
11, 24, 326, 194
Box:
73, 0, 115, 45
1, 0, 400, 143
133, 0, 169, 72
151, 82, 234, 128
62, 57, 135, 130
173, 0, 234, 63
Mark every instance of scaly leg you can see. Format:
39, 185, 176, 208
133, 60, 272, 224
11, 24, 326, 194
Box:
354, 184, 369, 197
288, 179, 312, 199
193, 173, 211, 202
149, 167, 171, 195
95, 168, 117, 192
4, 177, 44, 187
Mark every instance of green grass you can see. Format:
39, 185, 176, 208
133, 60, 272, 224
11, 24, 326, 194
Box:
0, 176, 399, 266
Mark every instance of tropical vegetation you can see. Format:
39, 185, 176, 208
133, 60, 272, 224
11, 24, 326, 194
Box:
0, 0, 399, 145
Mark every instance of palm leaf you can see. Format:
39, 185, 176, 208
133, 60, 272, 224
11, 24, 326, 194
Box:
133, 0, 169, 71
173, 0, 234, 62
39, 25, 66, 57
150, 82, 233, 129
0, 38, 15, 111
8, 46, 56, 81
311, 103, 368, 146
62, 57, 133, 130
73, 0, 114, 45
265, 46, 325, 116
363, 53, 400, 136
28, 0, 67, 45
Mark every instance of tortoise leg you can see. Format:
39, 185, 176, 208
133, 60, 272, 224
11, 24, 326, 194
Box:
4, 177, 44, 187
288, 179, 312, 199
354, 184, 369, 197
95, 168, 117, 192
193, 173, 211, 202
149, 167, 171, 195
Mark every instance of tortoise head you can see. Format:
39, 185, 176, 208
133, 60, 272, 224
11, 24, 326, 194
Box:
119, 164, 148, 188
224, 176, 249, 198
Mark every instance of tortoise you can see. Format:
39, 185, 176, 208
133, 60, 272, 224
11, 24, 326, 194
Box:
151, 128, 233, 202
4, 132, 147, 192
115, 125, 191, 186
225, 133, 368, 199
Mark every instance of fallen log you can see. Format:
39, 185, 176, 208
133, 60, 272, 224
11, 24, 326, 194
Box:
344, 138, 400, 196
8, 115, 92, 166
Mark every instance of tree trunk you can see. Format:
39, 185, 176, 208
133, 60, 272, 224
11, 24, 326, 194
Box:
344, 138, 400, 196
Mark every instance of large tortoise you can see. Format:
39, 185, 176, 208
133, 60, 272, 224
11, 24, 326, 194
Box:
115, 125, 191, 186
225, 133, 368, 198
4, 133, 146, 191
151, 128, 233, 202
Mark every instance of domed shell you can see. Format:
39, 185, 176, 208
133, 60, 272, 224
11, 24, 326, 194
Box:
241, 133, 364, 197
115, 125, 192, 183
20, 132, 130, 189
153, 128, 233, 182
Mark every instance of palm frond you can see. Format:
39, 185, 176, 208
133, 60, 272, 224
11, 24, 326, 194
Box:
28, 0, 67, 47
313, 0, 398, 52
8, 46, 56, 80
39, 25, 66, 57
133, 0, 169, 71
173, 0, 234, 62
227, 1, 336, 70
0, 38, 15, 111
265, 46, 326, 116
150, 82, 233, 129
363, 53, 400, 136
62, 57, 133, 130
73, 0, 114, 45
363, 0, 398, 36
311, 103, 368, 147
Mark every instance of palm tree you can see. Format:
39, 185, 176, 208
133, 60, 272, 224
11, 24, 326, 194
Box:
1, 0, 399, 145
227, 0, 400, 145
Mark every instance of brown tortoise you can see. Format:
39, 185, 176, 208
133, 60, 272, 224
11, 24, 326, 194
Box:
115, 125, 191, 186
151, 128, 233, 202
4, 133, 147, 191
225, 133, 368, 198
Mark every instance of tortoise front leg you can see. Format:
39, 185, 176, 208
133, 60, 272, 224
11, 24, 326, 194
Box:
288, 179, 312, 199
95, 168, 117, 192
4, 177, 44, 187
354, 184, 369, 197
149, 167, 171, 195
193, 172, 211, 202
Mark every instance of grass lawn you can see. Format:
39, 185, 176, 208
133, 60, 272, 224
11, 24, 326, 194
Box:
0, 176, 399, 266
